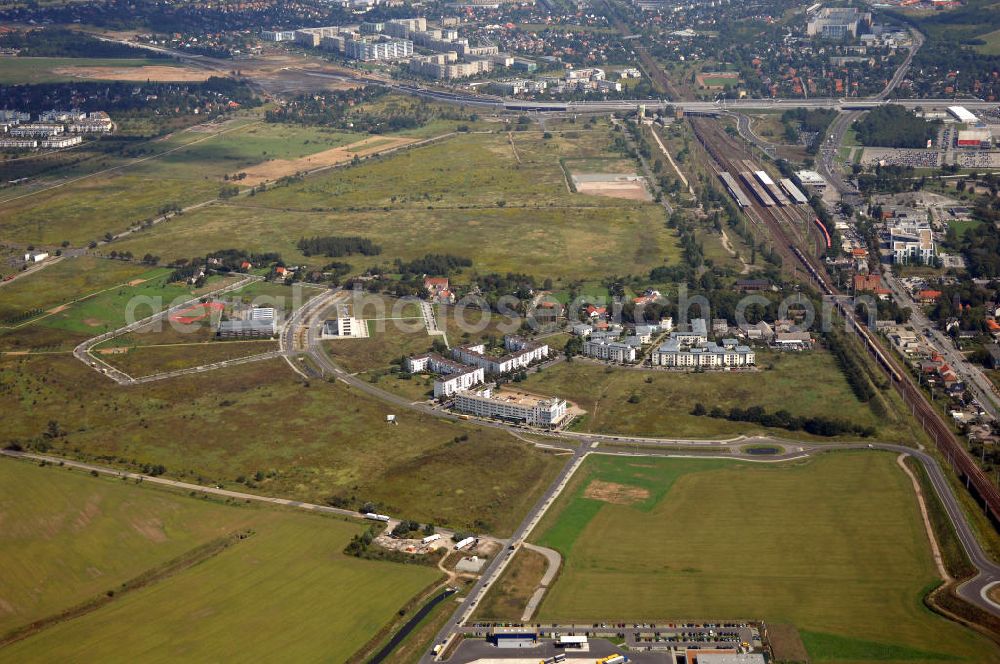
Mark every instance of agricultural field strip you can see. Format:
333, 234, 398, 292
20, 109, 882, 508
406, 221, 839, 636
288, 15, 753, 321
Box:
0, 266, 172, 331
0, 449, 485, 547
0, 120, 258, 207
129, 349, 286, 385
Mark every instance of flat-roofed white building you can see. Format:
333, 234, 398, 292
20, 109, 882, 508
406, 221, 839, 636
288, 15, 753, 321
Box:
452, 336, 549, 374
453, 387, 568, 428
947, 106, 978, 124
583, 337, 637, 363
322, 305, 365, 338
405, 353, 485, 398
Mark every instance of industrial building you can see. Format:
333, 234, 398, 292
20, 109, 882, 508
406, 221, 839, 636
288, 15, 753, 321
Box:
795, 169, 828, 193
217, 319, 277, 338
488, 626, 538, 649
453, 387, 568, 428
806, 7, 872, 38
957, 129, 992, 149
947, 106, 978, 124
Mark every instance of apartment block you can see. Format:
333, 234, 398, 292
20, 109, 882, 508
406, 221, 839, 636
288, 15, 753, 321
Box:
453, 387, 568, 428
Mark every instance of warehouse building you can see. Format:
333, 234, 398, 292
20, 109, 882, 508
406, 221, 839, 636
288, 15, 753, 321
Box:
489, 626, 538, 649
217, 319, 277, 338
956, 129, 992, 149
947, 106, 978, 124
806, 7, 872, 38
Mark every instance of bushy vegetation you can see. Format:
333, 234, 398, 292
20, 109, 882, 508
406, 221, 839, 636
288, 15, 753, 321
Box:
393, 254, 471, 277
781, 108, 838, 153
0, 78, 259, 117
957, 205, 1000, 278
852, 105, 938, 149
0, 28, 167, 59
692, 403, 875, 437
296, 236, 381, 258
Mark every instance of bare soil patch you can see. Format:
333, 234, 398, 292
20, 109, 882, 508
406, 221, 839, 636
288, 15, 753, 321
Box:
583, 480, 649, 505
51, 65, 212, 82
46, 304, 68, 314
572, 173, 652, 201
126, 278, 148, 287
240, 135, 415, 186
767, 623, 809, 663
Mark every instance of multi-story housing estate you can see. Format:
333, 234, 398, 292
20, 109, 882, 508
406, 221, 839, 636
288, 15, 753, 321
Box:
453, 387, 568, 428
652, 320, 754, 368
405, 353, 485, 398
409, 53, 493, 79
451, 336, 549, 374
885, 212, 935, 265
343, 35, 413, 61
583, 337, 637, 363
654, 337, 756, 368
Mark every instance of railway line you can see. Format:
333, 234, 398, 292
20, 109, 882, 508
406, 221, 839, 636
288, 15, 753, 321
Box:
690, 115, 1000, 525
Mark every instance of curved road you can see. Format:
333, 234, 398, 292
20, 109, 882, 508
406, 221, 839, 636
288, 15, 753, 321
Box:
276, 291, 1000, 664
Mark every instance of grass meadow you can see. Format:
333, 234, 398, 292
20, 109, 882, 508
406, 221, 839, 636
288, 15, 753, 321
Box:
532, 453, 999, 663
0, 459, 439, 661
0, 355, 563, 535
0, 57, 181, 84
521, 350, 920, 443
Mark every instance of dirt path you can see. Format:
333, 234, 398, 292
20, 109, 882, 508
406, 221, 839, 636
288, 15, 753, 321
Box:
719, 228, 752, 274
897, 453, 951, 583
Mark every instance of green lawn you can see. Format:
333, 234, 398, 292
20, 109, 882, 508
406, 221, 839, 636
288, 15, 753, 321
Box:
0, 57, 180, 84
0, 459, 439, 661
533, 453, 999, 663
520, 350, 914, 442
0, 355, 563, 536
974, 27, 1000, 55
0, 256, 152, 323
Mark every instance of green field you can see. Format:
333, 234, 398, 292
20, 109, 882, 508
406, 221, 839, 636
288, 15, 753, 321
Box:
95, 128, 677, 280
97, 340, 278, 378
0, 57, 181, 84
0, 355, 563, 535
533, 453, 999, 662
0, 256, 151, 323
520, 350, 916, 442
0, 459, 439, 661
974, 27, 1000, 55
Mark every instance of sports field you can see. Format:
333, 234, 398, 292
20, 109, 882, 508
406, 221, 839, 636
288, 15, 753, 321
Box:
0, 459, 439, 661
520, 351, 918, 443
533, 453, 999, 662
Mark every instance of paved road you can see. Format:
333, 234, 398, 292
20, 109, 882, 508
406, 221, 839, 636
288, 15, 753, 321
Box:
882, 269, 1000, 418
520, 543, 562, 621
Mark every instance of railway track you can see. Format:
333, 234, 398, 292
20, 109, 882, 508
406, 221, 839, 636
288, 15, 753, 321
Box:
689, 116, 1000, 524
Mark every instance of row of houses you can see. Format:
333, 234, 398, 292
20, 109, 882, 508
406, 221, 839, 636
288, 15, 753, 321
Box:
406, 353, 485, 397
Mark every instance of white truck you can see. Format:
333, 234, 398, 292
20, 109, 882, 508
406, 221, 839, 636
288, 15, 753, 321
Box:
454, 536, 476, 550
363, 513, 390, 522
422, 533, 442, 544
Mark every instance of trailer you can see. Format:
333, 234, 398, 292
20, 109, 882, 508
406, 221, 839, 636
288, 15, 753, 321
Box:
422, 533, 442, 544
718, 172, 752, 208
364, 512, 391, 522
740, 171, 775, 207
780, 177, 809, 205
454, 536, 476, 550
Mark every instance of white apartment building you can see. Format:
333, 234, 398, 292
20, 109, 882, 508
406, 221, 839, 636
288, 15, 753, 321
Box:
410, 54, 492, 79
261, 30, 296, 42
451, 336, 549, 374
343, 36, 413, 61
9, 124, 63, 137
653, 338, 755, 368
405, 353, 485, 398
0, 139, 38, 149
322, 305, 365, 337
888, 217, 935, 265
453, 387, 568, 428
583, 338, 637, 363
41, 136, 82, 149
